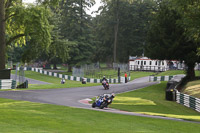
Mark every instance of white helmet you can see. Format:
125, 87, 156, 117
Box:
111, 93, 115, 97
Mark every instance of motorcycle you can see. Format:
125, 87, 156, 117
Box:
92, 94, 115, 109
102, 80, 109, 90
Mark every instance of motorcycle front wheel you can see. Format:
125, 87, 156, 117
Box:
92, 102, 96, 108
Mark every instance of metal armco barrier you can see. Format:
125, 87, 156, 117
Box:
0, 79, 16, 89
149, 76, 174, 82
176, 91, 200, 112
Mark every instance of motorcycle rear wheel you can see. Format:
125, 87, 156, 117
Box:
100, 102, 107, 109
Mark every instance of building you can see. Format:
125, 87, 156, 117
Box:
128, 56, 199, 72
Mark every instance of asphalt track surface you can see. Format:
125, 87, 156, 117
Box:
0, 77, 199, 124
11, 74, 51, 84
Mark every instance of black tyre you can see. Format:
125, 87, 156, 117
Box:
100, 104, 104, 109
92, 102, 96, 108
100, 102, 106, 109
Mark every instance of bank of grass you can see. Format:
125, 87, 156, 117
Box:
129, 71, 155, 80
13, 70, 155, 82
0, 98, 200, 133
110, 82, 200, 122
156, 70, 185, 76
156, 70, 200, 76
12, 71, 101, 90
183, 80, 200, 98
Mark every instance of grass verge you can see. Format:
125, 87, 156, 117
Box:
11, 70, 154, 89
110, 82, 200, 121
11, 71, 101, 90
156, 70, 185, 76
156, 70, 200, 76
0, 98, 200, 132
129, 71, 155, 80
183, 80, 200, 98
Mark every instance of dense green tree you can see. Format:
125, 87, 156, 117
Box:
93, 0, 156, 63
60, 0, 95, 71
171, 0, 200, 42
145, 1, 200, 80
170, 0, 200, 58
43, 7, 76, 69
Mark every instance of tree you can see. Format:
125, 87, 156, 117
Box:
145, 0, 200, 80
0, 0, 6, 70
171, 0, 200, 42
43, 7, 76, 69
93, 0, 156, 62
171, 0, 200, 57
60, 0, 95, 71
0, 0, 58, 70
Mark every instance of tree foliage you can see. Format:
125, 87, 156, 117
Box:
60, 0, 95, 68
145, 0, 200, 80
93, 0, 156, 62
171, 0, 200, 42
0, 0, 59, 70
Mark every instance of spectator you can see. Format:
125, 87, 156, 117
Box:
125, 72, 128, 83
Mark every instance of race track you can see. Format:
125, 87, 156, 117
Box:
0, 77, 199, 124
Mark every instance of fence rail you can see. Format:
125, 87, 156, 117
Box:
29, 67, 129, 83
176, 91, 200, 112
129, 65, 167, 72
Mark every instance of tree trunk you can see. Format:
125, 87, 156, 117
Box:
68, 65, 72, 72
113, 0, 119, 63
53, 63, 57, 69
80, 0, 83, 35
0, 0, 6, 70
114, 21, 118, 63
186, 63, 195, 80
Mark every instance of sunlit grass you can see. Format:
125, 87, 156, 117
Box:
113, 97, 156, 106
110, 82, 200, 121
183, 80, 200, 98
0, 98, 200, 132
137, 112, 200, 121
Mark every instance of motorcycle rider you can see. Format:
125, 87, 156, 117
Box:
102, 76, 109, 89
60, 78, 65, 84
102, 76, 107, 82
103, 93, 115, 107
92, 93, 115, 109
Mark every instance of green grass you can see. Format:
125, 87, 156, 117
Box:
183, 80, 200, 98
110, 82, 200, 121
11, 71, 101, 90
82, 70, 155, 80
156, 70, 200, 76
11, 70, 154, 89
156, 70, 185, 76
0, 98, 200, 132
57, 71, 72, 76
129, 71, 155, 80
